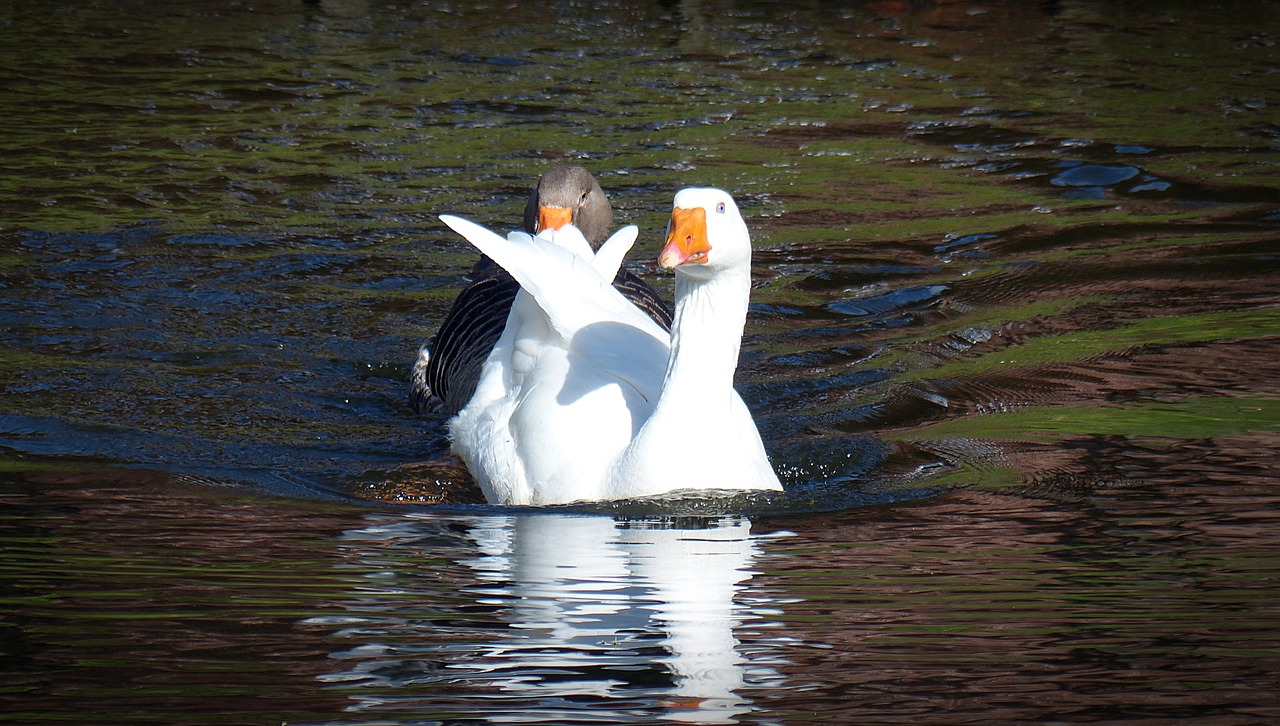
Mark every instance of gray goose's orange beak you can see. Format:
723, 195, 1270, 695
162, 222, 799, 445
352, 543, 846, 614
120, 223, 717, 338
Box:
537, 205, 574, 233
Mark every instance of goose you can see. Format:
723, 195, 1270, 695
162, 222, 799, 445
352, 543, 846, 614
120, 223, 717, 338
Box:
410, 167, 672, 414
438, 187, 783, 505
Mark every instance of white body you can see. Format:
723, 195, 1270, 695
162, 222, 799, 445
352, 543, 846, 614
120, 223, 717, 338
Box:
441, 189, 782, 505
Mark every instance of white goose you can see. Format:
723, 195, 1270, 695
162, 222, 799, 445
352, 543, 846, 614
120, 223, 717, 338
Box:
440, 188, 782, 505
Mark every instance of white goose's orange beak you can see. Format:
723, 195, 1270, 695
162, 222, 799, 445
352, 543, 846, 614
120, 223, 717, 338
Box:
658, 206, 710, 269
537, 205, 574, 233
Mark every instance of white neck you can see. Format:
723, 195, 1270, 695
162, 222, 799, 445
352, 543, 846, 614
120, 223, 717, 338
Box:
655, 264, 751, 413
615, 262, 753, 489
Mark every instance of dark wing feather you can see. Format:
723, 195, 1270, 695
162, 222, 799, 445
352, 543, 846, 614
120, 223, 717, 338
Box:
412, 258, 520, 414
411, 259, 673, 415
614, 266, 674, 331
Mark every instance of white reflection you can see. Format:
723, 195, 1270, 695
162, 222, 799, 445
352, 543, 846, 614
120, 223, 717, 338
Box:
463, 514, 766, 723
316, 512, 781, 724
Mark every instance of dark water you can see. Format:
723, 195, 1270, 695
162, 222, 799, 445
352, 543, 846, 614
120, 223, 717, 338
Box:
3, 1, 1279, 723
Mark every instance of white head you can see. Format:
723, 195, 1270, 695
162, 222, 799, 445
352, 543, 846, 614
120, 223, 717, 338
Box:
658, 188, 751, 278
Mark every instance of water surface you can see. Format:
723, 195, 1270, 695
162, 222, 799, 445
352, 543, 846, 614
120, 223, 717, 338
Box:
2, 1, 1278, 722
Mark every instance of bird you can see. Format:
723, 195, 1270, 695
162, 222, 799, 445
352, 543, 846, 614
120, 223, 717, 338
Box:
437, 187, 783, 505
410, 166, 672, 415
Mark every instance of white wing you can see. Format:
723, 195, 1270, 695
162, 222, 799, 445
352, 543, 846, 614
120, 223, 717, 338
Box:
440, 215, 666, 344
440, 214, 670, 403
590, 224, 638, 282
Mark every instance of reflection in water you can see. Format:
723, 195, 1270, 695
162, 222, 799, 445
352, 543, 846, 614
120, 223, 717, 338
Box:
318, 513, 782, 723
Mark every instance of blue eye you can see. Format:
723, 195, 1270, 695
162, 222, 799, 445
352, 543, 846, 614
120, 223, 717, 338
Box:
716, 202, 726, 214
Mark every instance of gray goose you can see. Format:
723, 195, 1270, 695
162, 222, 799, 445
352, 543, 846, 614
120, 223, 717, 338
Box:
410, 166, 673, 414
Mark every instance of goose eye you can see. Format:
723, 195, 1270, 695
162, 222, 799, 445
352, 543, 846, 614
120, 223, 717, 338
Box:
579, 190, 590, 205
716, 202, 726, 214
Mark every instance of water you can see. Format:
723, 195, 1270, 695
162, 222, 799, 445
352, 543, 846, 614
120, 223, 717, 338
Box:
2, 0, 1278, 722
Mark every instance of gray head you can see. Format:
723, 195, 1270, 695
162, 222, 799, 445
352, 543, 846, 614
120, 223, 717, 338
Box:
522, 166, 614, 247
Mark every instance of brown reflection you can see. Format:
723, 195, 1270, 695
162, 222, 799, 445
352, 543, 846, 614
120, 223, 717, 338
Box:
753, 465, 1280, 721
0, 467, 365, 722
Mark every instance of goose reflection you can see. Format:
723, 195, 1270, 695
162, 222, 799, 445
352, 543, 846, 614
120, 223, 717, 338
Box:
463, 514, 770, 723
315, 512, 782, 723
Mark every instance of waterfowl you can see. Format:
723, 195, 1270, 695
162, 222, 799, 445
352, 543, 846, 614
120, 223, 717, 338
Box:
410, 167, 672, 414
439, 187, 783, 505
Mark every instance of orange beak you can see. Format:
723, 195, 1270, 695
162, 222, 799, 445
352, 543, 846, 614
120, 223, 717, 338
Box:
658, 206, 711, 269
537, 205, 574, 233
